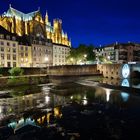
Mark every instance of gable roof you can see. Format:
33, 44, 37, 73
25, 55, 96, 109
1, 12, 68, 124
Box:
3, 6, 40, 21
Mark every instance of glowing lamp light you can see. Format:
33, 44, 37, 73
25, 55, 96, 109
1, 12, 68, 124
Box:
122, 64, 130, 78
45, 56, 49, 62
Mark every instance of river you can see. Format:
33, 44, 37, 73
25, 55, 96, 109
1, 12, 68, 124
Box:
0, 76, 140, 139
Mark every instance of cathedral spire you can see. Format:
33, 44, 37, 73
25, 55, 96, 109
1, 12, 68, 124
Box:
9, 4, 12, 8
38, 7, 40, 11
45, 10, 49, 24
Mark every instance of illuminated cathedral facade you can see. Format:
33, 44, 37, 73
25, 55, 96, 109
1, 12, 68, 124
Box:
0, 4, 71, 46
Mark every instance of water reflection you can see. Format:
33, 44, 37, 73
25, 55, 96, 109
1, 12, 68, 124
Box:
0, 81, 139, 129
101, 77, 140, 89
121, 79, 130, 87
121, 92, 130, 102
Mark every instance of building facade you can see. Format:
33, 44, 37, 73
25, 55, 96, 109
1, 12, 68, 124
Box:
31, 40, 52, 67
53, 43, 70, 66
0, 5, 71, 67
18, 36, 32, 67
94, 42, 140, 64
0, 26, 19, 67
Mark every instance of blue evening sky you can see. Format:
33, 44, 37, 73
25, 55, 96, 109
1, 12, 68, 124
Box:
0, 0, 140, 47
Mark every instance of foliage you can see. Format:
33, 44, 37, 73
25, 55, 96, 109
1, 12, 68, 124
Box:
67, 44, 96, 64
98, 55, 105, 62
8, 67, 24, 76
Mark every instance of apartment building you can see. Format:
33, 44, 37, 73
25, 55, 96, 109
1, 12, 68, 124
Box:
53, 43, 70, 65
0, 26, 18, 67
94, 42, 140, 63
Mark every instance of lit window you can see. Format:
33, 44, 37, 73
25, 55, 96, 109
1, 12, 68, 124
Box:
7, 48, 10, 52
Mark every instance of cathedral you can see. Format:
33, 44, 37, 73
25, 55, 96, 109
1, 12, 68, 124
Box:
0, 4, 71, 46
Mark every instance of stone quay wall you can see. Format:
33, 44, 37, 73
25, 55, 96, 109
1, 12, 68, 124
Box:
1, 64, 139, 79
48, 65, 100, 76
97, 64, 122, 79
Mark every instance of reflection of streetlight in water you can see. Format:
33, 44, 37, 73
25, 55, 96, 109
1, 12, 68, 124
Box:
45, 95, 50, 104
103, 88, 113, 102
83, 95, 88, 105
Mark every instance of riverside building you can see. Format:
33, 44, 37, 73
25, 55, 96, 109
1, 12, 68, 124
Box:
94, 42, 140, 64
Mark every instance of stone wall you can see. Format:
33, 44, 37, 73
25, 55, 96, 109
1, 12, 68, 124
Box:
0, 67, 47, 76
97, 64, 122, 79
48, 65, 99, 76
0, 64, 139, 79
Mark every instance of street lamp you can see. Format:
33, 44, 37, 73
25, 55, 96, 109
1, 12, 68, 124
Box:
45, 56, 49, 63
70, 57, 73, 65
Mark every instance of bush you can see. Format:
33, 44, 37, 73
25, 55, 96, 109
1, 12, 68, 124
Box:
8, 67, 24, 76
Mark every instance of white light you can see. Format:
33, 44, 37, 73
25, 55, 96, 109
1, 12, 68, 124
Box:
45, 57, 49, 62
83, 100, 88, 105
45, 96, 50, 104
83, 95, 87, 105
83, 95, 87, 100
70, 58, 73, 61
122, 64, 130, 78
70, 96, 73, 99
84, 54, 87, 58
25, 58, 28, 62
103, 88, 112, 102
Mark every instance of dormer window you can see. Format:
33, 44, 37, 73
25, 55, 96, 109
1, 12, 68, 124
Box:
0, 34, 4, 39
12, 36, 16, 41
6, 35, 10, 40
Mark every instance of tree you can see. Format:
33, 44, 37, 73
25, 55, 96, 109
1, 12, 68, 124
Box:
86, 45, 96, 61
67, 44, 96, 64
9, 67, 24, 76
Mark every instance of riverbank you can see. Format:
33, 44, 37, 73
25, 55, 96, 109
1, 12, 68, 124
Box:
0, 75, 49, 88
